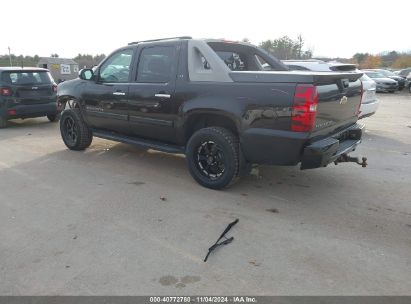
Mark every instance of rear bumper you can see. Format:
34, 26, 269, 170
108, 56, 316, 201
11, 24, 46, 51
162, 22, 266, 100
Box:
1, 101, 61, 119
376, 84, 398, 92
359, 100, 379, 119
300, 123, 364, 169
241, 123, 364, 169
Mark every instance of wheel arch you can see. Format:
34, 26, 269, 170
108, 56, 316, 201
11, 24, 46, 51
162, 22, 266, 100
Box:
182, 111, 240, 144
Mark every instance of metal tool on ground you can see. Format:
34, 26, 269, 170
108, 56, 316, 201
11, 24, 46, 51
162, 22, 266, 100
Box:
204, 218, 239, 262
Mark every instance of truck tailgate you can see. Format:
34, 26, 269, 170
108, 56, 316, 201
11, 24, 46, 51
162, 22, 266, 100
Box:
313, 72, 363, 137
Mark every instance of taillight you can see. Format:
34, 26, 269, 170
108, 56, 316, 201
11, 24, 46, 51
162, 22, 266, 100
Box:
52, 84, 58, 93
291, 84, 318, 132
356, 82, 363, 116
0, 87, 13, 96
8, 109, 17, 116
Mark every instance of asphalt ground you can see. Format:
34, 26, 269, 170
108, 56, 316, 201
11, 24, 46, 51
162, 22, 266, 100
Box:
0, 92, 410, 295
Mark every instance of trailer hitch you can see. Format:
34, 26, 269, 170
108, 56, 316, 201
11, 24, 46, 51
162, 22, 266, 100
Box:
334, 154, 368, 167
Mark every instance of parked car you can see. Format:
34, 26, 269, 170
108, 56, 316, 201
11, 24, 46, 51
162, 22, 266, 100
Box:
282, 60, 378, 118
0, 67, 62, 128
396, 68, 411, 78
406, 72, 411, 92
282, 60, 357, 72
358, 74, 379, 118
364, 69, 405, 90
363, 71, 398, 93
57, 37, 366, 189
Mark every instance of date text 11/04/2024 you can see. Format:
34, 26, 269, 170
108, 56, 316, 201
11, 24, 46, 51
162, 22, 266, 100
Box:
149, 296, 257, 303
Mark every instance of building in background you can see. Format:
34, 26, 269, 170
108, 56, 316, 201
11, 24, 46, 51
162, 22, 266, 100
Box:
37, 57, 79, 82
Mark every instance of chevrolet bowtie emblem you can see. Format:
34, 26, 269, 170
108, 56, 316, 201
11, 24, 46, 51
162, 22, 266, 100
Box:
340, 96, 348, 104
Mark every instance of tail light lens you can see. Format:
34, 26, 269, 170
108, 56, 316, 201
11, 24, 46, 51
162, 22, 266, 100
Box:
0, 87, 13, 96
356, 83, 363, 116
52, 84, 58, 93
291, 84, 318, 132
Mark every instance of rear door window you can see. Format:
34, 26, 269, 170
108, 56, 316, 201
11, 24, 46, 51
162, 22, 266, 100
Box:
216, 51, 247, 71
2, 71, 53, 85
136, 46, 178, 83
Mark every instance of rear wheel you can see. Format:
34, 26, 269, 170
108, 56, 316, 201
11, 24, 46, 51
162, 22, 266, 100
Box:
186, 127, 240, 189
47, 114, 59, 122
60, 109, 93, 150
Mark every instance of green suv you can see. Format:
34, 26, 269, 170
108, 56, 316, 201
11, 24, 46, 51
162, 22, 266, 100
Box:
0, 67, 61, 128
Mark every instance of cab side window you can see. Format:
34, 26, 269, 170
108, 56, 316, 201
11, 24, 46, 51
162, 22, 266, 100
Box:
136, 46, 178, 83
99, 49, 133, 83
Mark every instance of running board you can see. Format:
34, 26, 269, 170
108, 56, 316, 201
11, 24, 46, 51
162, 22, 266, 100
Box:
92, 129, 185, 154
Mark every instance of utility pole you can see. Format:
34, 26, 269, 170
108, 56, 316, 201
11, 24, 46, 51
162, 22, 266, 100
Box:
8, 46, 12, 66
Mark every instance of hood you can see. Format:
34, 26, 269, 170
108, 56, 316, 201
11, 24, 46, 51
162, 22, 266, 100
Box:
388, 75, 404, 81
371, 77, 397, 83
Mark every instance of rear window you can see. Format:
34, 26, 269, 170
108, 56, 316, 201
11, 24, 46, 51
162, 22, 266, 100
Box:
1, 71, 53, 85
216, 51, 247, 71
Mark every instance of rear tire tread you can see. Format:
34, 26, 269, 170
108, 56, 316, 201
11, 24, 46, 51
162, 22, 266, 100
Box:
186, 126, 240, 189
60, 108, 93, 150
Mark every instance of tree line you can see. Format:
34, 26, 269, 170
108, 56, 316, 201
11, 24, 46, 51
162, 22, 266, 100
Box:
256, 35, 313, 60
1, 37, 411, 69
0, 53, 106, 68
351, 51, 411, 69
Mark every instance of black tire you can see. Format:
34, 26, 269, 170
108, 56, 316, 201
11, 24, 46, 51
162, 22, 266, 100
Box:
0, 116, 7, 128
186, 127, 240, 189
47, 114, 59, 122
60, 109, 93, 150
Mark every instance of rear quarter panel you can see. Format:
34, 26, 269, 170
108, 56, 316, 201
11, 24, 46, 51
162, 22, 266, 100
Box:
175, 81, 296, 142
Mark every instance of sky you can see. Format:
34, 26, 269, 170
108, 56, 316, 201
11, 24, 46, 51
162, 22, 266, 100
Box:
2, 0, 410, 59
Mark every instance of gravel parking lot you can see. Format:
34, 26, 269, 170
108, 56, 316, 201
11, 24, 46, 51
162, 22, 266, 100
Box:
1, 92, 410, 295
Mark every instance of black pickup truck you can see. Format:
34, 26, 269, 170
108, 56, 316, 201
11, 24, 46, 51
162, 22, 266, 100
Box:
57, 37, 366, 189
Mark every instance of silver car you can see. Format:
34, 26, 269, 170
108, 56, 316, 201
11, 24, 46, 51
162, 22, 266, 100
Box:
359, 74, 378, 118
363, 71, 398, 93
405, 72, 411, 93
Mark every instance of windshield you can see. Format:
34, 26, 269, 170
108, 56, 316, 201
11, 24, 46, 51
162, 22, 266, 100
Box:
379, 70, 395, 77
1, 71, 53, 85
365, 72, 385, 78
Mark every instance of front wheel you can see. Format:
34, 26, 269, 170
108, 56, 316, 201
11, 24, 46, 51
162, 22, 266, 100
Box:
186, 127, 240, 189
60, 109, 93, 150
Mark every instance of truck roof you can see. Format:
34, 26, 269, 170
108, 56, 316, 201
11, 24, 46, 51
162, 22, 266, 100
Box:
128, 37, 257, 46
128, 36, 193, 45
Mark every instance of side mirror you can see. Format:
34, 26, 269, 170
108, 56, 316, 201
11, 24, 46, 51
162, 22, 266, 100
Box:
79, 69, 94, 80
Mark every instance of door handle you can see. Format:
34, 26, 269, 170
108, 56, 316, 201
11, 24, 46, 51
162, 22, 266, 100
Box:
113, 92, 125, 96
154, 93, 171, 99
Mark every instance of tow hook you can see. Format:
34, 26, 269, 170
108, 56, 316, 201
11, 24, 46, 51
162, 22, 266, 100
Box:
334, 154, 368, 167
